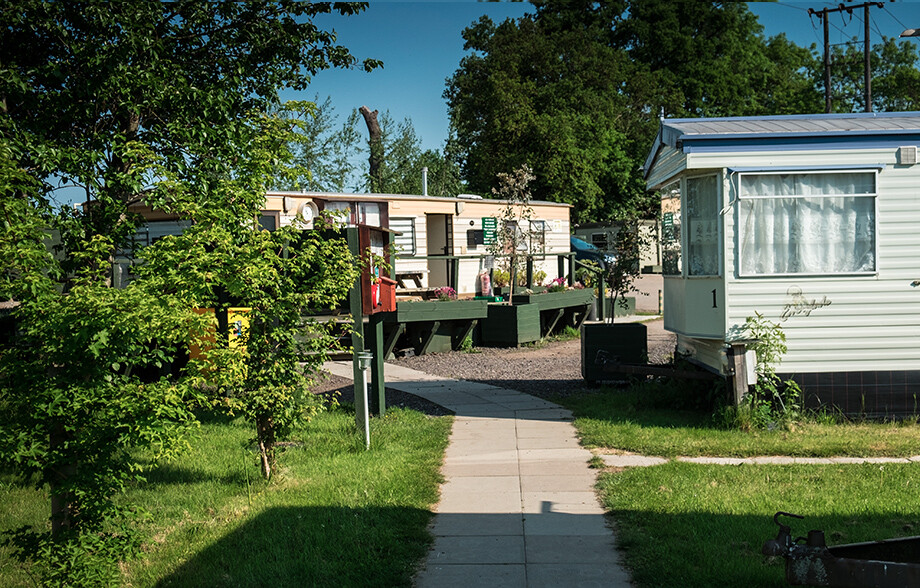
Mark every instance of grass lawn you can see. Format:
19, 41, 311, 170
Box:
561, 387, 920, 457
0, 407, 451, 588
558, 385, 920, 587
599, 462, 920, 588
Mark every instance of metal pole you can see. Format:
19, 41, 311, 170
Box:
823, 11, 831, 113
864, 3, 872, 112
357, 351, 373, 450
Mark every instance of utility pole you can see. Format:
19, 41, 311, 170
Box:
808, 2, 885, 113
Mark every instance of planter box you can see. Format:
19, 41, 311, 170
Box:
393, 299, 488, 322
512, 288, 594, 311
479, 303, 541, 347
381, 299, 489, 356
581, 321, 648, 383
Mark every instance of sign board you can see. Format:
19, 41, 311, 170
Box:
662, 212, 674, 243
482, 217, 497, 245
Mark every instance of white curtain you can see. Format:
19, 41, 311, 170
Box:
739, 173, 875, 275
687, 175, 719, 275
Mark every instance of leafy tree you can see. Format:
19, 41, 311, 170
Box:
138, 213, 359, 481
0, 1, 373, 583
446, 1, 825, 222
446, 13, 640, 223
283, 100, 465, 196
278, 97, 365, 193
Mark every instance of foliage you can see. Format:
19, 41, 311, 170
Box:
281, 100, 465, 196
445, 2, 833, 222
276, 96, 365, 192
817, 37, 920, 113
0, 1, 373, 584
447, 11, 642, 222
491, 269, 510, 288
139, 215, 360, 481
458, 334, 476, 353
718, 313, 803, 431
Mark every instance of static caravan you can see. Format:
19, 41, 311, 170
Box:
644, 112, 920, 416
265, 191, 573, 296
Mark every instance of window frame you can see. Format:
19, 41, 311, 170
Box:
736, 169, 879, 278
389, 217, 417, 256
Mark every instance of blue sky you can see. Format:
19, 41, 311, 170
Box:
298, 1, 920, 153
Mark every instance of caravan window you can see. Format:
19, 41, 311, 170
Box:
686, 175, 720, 276
738, 171, 876, 276
390, 217, 416, 255
529, 220, 546, 257
660, 182, 681, 275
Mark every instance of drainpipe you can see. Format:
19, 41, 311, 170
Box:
422, 167, 428, 196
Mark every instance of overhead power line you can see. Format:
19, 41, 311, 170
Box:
807, 2, 890, 113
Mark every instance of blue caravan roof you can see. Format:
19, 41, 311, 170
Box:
644, 112, 920, 179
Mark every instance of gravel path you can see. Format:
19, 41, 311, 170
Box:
315, 318, 675, 414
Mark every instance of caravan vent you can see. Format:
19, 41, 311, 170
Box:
898, 146, 917, 165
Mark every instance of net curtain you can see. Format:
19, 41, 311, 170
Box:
739, 172, 876, 275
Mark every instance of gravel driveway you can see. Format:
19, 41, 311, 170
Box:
316, 318, 675, 415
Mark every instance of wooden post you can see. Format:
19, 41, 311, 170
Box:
728, 341, 752, 406
368, 313, 385, 416
347, 227, 367, 422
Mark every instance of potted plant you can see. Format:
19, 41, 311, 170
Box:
581, 221, 648, 382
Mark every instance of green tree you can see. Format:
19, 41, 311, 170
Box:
283, 101, 465, 196
446, 1, 824, 223
278, 97, 365, 192
358, 109, 465, 196
446, 12, 640, 223
0, 1, 373, 583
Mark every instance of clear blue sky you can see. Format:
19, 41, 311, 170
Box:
298, 1, 920, 154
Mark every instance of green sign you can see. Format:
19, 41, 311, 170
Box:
482, 217, 497, 245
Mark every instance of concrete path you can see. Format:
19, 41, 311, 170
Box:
323, 361, 632, 588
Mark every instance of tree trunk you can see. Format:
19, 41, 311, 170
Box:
49, 422, 76, 537
256, 414, 275, 480
359, 105, 383, 192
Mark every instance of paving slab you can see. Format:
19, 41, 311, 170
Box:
603, 454, 669, 467
527, 562, 632, 588
427, 535, 526, 564
430, 513, 524, 537
524, 534, 618, 564
414, 564, 526, 588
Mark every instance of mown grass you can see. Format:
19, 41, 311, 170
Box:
560, 386, 920, 457
0, 407, 451, 588
599, 461, 920, 588
560, 381, 920, 586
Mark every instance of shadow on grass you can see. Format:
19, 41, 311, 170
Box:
154, 505, 433, 588
560, 385, 720, 430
